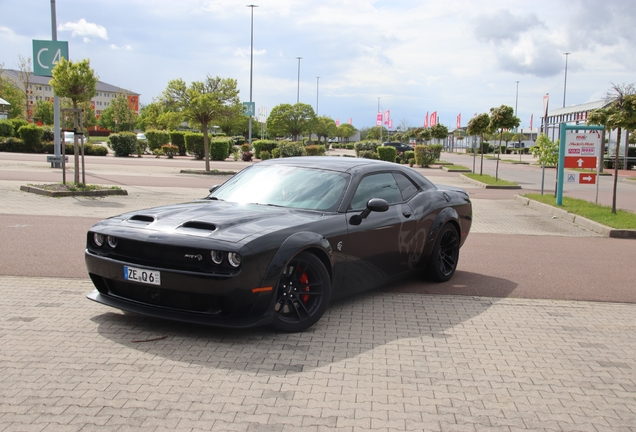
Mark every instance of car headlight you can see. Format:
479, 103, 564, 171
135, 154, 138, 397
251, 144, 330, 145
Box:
210, 250, 224, 265
93, 233, 104, 247
227, 252, 242, 268
107, 236, 118, 248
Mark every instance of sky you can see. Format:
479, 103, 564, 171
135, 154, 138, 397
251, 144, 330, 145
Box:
1, 0, 635, 131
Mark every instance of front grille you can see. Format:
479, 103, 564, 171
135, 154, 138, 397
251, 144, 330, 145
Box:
105, 279, 229, 315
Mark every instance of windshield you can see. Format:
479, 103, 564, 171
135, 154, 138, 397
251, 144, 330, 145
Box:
211, 164, 349, 212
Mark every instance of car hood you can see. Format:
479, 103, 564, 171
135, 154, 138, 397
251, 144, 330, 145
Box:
98, 199, 327, 244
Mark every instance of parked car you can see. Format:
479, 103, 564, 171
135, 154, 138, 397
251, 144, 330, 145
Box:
85, 157, 472, 332
383, 142, 414, 153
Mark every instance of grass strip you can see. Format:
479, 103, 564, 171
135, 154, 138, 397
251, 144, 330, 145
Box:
523, 193, 636, 229
463, 173, 518, 186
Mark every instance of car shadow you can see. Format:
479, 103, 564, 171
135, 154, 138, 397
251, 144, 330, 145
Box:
91, 272, 516, 376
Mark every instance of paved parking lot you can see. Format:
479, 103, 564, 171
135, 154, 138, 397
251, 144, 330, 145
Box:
1, 154, 634, 431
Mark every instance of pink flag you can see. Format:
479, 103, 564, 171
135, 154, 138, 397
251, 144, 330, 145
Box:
348, 118, 352, 125
424, 112, 429, 128
376, 112, 382, 126
388, 119, 393, 129
456, 113, 461, 129
384, 110, 390, 125
430, 112, 437, 126
336, 119, 340, 126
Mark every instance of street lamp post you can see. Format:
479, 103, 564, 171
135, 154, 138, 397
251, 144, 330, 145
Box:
316, 77, 319, 116
563, 53, 570, 108
247, 5, 258, 148
296, 57, 302, 103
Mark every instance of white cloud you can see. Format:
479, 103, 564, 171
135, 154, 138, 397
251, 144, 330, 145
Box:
58, 19, 108, 41
110, 44, 133, 51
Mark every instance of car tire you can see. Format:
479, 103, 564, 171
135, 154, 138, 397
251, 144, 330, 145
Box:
426, 224, 460, 282
271, 252, 331, 332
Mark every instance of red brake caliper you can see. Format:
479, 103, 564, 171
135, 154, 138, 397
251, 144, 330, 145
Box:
299, 270, 310, 303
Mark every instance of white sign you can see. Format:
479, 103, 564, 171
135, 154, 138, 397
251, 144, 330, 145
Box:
565, 130, 601, 157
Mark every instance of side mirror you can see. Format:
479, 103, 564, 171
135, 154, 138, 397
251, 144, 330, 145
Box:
208, 185, 220, 194
349, 198, 389, 225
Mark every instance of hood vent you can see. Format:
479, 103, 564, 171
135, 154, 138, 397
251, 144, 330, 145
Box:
128, 214, 156, 223
180, 221, 217, 232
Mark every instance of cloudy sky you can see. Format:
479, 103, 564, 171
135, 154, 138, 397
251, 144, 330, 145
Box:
1, 0, 634, 130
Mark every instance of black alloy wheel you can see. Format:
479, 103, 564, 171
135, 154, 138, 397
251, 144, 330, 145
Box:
272, 252, 331, 332
427, 224, 460, 282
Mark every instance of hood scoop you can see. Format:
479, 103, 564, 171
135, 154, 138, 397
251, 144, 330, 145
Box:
179, 221, 217, 233
127, 214, 156, 224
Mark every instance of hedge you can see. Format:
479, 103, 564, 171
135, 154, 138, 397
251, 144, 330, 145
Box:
252, 139, 278, 158
108, 132, 138, 157
354, 140, 381, 156
18, 124, 43, 153
8, 119, 28, 137
145, 129, 171, 151
377, 146, 397, 162
209, 137, 232, 161
185, 133, 205, 159
277, 141, 305, 158
305, 145, 326, 156
0, 139, 107, 156
0, 120, 14, 137
414, 145, 437, 167
169, 131, 187, 156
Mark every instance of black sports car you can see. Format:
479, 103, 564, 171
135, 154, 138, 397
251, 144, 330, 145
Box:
86, 157, 472, 332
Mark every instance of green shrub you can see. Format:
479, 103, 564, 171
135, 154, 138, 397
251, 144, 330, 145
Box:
404, 150, 415, 160
0, 137, 24, 152
233, 136, 246, 146
41, 128, 54, 142
0, 120, 14, 137
240, 143, 251, 153
260, 150, 271, 160
108, 132, 138, 157
8, 119, 28, 137
161, 143, 179, 158
145, 129, 171, 151
305, 145, 326, 156
278, 141, 305, 157
39, 142, 107, 156
253, 139, 278, 158
354, 140, 381, 156
18, 124, 43, 152
210, 137, 232, 161
414, 145, 437, 167
429, 144, 443, 160
169, 131, 187, 155
377, 146, 397, 162
271, 148, 280, 158
346, 144, 354, 150
408, 158, 415, 167
185, 133, 204, 159
359, 150, 379, 159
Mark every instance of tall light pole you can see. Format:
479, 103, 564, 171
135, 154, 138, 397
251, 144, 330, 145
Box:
247, 5, 258, 147
563, 52, 570, 108
514, 81, 519, 131
316, 77, 320, 116
296, 57, 302, 103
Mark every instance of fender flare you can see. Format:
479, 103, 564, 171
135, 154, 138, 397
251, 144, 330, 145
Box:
422, 207, 461, 258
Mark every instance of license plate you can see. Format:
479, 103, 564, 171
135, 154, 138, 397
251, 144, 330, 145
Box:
124, 266, 161, 286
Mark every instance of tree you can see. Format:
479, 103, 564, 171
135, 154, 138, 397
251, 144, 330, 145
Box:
110, 93, 137, 132
467, 113, 491, 175
587, 83, 636, 214
417, 127, 432, 143
489, 105, 520, 180
15, 55, 34, 120
50, 58, 98, 184
33, 100, 54, 125
266, 103, 317, 141
162, 75, 241, 171
430, 123, 449, 143
336, 123, 357, 143
501, 131, 515, 149
365, 125, 388, 140
314, 116, 337, 143
137, 102, 164, 131
532, 134, 558, 167
0, 63, 25, 119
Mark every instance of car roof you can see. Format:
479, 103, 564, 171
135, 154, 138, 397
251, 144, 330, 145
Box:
259, 156, 402, 173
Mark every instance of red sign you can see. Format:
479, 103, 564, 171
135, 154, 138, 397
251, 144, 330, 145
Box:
564, 156, 596, 169
579, 173, 596, 184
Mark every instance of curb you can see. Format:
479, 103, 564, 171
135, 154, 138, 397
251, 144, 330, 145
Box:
442, 167, 472, 173
19, 185, 128, 198
459, 174, 522, 189
515, 195, 636, 239
180, 169, 237, 176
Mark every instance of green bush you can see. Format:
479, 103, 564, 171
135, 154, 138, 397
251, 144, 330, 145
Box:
39, 142, 108, 156
271, 148, 280, 158
377, 146, 397, 162
260, 150, 271, 160
359, 150, 379, 159
0, 120, 14, 137
404, 150, 415, 160
108, 132, 138, 157
253, 139, 278, 158
429, 144, 443, 160
185, 133, 204, 159
145, 129, 171, 151
41, 128, 54, 142
354, 140, 381, 156
278, 141, 305, 157
232, 136, 246, 146
8, 119, 28, 137
0, 137, 24, 152
169, 131, 187, 156
414, 145, 437, 167
305, 145, 326, 156
18, 124, 43, 152
161, 143, 179, 158
210, 137, 232, 161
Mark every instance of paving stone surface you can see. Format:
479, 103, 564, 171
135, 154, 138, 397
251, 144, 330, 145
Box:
1, 276, 635, 431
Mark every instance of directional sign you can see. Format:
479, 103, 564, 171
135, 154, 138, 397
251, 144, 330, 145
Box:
579, 173, 596, 184
32, 40, 69, 77
564, 156, 597, 169
242, 102, 255, 117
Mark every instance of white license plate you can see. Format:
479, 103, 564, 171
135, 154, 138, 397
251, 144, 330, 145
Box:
124, 266, 161, 286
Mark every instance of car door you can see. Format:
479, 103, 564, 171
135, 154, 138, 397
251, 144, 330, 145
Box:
340, 172, 419, 293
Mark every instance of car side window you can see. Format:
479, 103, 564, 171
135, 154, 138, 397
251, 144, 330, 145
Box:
393, 173, 419, 201
349, 173, 402, 210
